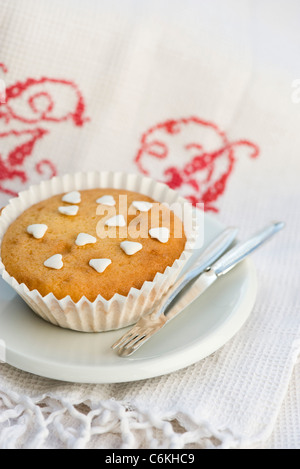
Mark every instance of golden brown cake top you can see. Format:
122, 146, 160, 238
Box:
1, 188, 187, 302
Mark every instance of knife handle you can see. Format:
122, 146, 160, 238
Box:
157, 226, 238, 316
212, 221, 285, 276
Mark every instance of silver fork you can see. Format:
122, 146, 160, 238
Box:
112, 221, 284, 357
112, 226, 238, 355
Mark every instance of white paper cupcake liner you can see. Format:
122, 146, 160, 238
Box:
0, 171, 197, 332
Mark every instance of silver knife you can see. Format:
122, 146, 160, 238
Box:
112, 221, 285, 356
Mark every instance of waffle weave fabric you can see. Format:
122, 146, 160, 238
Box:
0, 0, 299, 449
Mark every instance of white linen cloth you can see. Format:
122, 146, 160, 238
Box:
0, 0, 299, 448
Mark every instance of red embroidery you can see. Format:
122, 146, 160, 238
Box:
0, 63, 8, 74
0, 69, 89, 197
134, 116, 259, 211
5, 77, 89, 126
0, 128, 48, 196
35, 159, 57, 179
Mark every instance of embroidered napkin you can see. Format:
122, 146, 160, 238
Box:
0, 0, 299, 448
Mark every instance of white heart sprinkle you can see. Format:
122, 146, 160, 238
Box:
89, 258, 112, 273
27, 224, 48, 239
58, 205, 79, 216
75, 233, 97, 246
105, 215, 126, 227
62, 191, 81, 204
44, 254, 63, 270
149, 227, 170, 243
120, 241, 143, 256
132, 201, 153, 212
96, 195, 116, 206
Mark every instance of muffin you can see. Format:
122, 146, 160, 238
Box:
1, 188, 187, 302
0, 172, 196, 331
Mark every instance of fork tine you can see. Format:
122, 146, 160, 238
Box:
118, 333, 153, 356
122, 332, 147, 350
130, 332, 154, 351
111, 327, 141, 350
111, 332, 139, 350
117, 327, 156, 356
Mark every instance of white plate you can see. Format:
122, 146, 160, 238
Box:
0, 213, 257, 383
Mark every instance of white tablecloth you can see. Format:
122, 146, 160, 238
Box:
0, 0, 299, 449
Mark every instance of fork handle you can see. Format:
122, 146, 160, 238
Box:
212, 221, 285, 276
155, 227, 237, 316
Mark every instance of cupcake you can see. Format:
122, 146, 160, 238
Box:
0, 172, 196, 332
